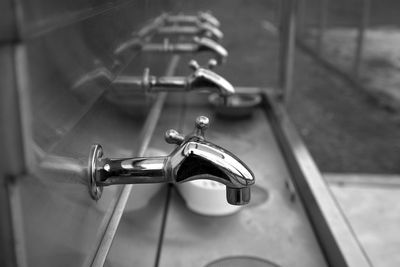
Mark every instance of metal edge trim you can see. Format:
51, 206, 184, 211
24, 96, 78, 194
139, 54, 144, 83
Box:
261, 92, 373, 267
89, 55, 181, 267
324, 173, 400, 188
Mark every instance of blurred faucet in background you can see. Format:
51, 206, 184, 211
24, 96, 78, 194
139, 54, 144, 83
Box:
115, 11, 226, 63
113, 59, 234, 96
115, 36, 228, 65
156, 23, 223, 41
163, 11, 220, 28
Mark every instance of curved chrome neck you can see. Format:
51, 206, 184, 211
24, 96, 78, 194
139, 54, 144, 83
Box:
193, 37, 227, 64
186, 67, 234, 96
173, 139, 254, 186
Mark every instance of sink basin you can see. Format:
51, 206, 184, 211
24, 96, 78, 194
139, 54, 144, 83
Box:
208, 93, 261, 118
177, 179, 242, 216
205, 256, 280, 267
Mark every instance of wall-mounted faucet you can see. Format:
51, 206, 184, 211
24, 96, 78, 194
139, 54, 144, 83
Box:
164, 11, 220, 28
113, 59, 234, 96
162, 12, 222, 40
88, 116, 255, 205
135, 12, 221, 40
156, 23, 223, 41
115, 36, 228, 65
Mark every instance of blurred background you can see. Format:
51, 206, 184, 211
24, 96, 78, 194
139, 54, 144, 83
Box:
172, 0, 400, 173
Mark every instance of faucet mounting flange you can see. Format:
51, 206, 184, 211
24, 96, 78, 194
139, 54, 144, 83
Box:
88, 144, 104, 200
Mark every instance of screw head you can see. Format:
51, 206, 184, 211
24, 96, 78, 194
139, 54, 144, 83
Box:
195, 116, 210, 130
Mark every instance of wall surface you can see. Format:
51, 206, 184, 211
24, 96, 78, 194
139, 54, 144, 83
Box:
0, 1, 175, 266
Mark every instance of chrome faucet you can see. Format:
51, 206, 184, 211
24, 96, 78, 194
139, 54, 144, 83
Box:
114, 37, 228, 65
156, 22, 223, 41
113, 59, 235, 96
133, 12, 222, 40
159, 12, 223, 40
88, 116, 255, 205
164, 11, 220, 28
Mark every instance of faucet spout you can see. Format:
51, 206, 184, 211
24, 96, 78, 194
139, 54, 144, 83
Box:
193, 37, 227, 64
167, 139, 254, 205
226, 187, 251, 205
186, 66, 235, 96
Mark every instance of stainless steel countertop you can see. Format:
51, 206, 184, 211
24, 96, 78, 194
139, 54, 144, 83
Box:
157, 95, 327, 267
101, 91, 331, 267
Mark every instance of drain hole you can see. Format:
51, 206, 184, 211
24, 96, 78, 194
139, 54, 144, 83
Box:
205, 256, 280, 267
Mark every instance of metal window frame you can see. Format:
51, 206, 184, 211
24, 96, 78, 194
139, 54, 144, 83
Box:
262, 91, 372, 267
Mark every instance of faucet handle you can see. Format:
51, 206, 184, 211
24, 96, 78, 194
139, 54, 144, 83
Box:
165, 129, 185, 145
194, 116, 209, 138
188, 59, 200, 71
207, 59, 218, 70
188, 59, 218, 71
165, 116, 210, 145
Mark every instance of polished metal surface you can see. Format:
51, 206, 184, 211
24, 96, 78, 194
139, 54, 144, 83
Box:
158, 92, 327, 267
88, 145, 104, 200
113, 59, 234, 96
89, 115, 255, 205
104, 90, 368, 267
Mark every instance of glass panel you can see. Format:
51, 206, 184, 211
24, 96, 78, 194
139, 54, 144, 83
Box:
16, 1, 167, 266
289, 0, 400, 173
